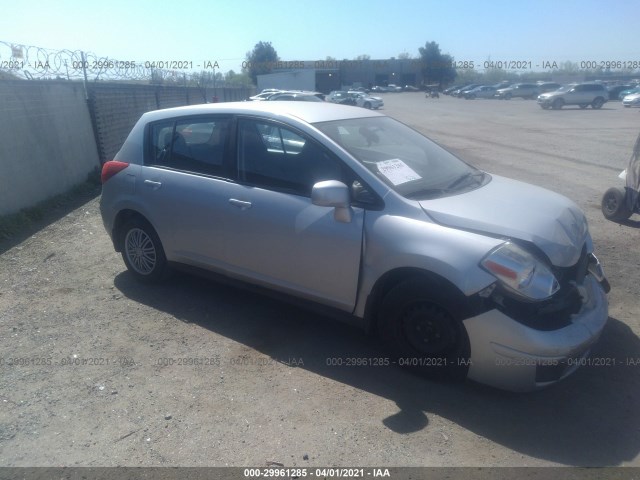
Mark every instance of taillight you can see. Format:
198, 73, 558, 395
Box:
101, 161, 129, 184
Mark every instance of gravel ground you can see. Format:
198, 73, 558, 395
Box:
0, 93, 638, 472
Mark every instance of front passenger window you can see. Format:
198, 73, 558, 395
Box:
238, 119, 344, 196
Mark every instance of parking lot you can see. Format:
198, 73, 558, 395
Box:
0, 92, 638, 468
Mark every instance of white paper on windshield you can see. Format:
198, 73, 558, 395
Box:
376, 159, 421, 185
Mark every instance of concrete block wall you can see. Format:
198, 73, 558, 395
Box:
0, 81, 101, 216
0, 80, 255, 216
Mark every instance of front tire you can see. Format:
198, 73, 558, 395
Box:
592, 97, 604, 109
120, 218, 170, 282
601, 187, 632, 221
378, 278, 470, 381
552, 98, 564, 110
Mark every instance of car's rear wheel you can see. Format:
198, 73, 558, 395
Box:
120, 218, 170, 282
552, 98, 564, 110
364, 102, 372, 109
504, 93, 512, 100
592, 97, 605, 109
601, 187, 632, 221
378, 278, 470, 381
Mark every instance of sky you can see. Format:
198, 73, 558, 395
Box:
1, 0, 639, 75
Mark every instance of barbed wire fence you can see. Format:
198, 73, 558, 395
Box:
0, 40, 251, 97
0, 40, 186, 82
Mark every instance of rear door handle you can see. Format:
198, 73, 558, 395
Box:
228, 198, 252, 210
143, 180, 162, 190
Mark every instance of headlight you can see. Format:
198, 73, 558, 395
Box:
480, 242, 560, 301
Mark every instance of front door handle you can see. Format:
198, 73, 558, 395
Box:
228, 198, 252, 210
143, 180, 162, 190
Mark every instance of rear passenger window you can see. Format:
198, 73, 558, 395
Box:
148, 117, 230, 176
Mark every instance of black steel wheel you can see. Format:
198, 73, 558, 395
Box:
378, 278, 470, 381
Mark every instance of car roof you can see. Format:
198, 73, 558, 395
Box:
139, 101, 383, 125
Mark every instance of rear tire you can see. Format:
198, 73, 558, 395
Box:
552, 98, 564, 110
120, 218, 170, 282
592, 97, 604, 109
601, 187, 632, 221
378, 278, 470, 381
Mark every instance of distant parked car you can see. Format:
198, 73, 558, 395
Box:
619, 86, 640, 100
443, 85, 463, 95
267, 91, 325, 102
371, 85, 390, 93
453, 84, 481, 97
347, 91, 384, 109
622, 92, 640, 107
537, 82, 562, 94
464, 86, 497, 99
492, 81, 511, 90
326, 91, 357, 105
537, 83, 608, 109
495, 83, 539, 100
403, 85, 420, 92
386, 84, 403, 92
607, 85, 633, 100
248, 90, 281, 101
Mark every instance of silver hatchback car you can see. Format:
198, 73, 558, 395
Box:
100, 102, 609, 392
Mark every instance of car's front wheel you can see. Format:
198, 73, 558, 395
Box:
601, 187, 632, 221
552, 98, 564, 109
378, 278, 470, 381
592, 97, 605, 109
364, 102, 372, 109
120, 218, 170, 282
579, 104, 588, 109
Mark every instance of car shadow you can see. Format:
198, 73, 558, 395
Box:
614, 217, 640, 228
0, 186, 100, 255
114, 271, 640, 466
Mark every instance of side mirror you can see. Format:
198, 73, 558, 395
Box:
312, 180, 352, 223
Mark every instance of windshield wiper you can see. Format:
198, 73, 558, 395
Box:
405, 188, 449, 200
446, 171, 484, 191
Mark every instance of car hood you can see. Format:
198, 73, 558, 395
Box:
419, 175, 588, 267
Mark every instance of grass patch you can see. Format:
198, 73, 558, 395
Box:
0, 167, 102, 242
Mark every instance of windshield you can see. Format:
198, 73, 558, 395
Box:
314, 116, 482, 199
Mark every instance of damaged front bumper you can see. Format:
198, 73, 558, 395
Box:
463, 273, 609, 392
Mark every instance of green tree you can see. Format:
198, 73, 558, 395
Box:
225, 70, 252, 86
355, 54, 371, 61
244, 41, 279, 84
418, 41, 456, 86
